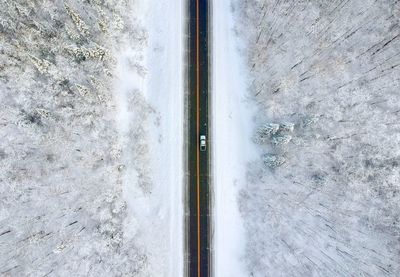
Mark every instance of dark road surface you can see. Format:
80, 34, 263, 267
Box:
187, 0, 210, 276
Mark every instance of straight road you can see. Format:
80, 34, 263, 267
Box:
187, 0, 210, 276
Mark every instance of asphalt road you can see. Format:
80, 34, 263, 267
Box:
188, 0, 210, 276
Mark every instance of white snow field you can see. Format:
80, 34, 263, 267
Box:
0, 0, 183, 276
213, 0, 259, 276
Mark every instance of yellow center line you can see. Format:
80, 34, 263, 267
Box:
196, 0, 201, 276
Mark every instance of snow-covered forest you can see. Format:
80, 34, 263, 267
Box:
0, 0, 183, 276
233, 0, 400, 276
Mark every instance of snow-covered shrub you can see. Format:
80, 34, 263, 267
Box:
254, 123, 279, 143
271, 134, 292, 146
262, 154, 286, 168
279, 122, 294, 133
28, 55, 51, 74
263, 154, 286, 168
64, 3, 90, 36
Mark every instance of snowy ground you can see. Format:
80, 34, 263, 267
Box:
212, 0, 259, 276
0, 0, 183, 276
225, 0, 400, 276
119, 1, 184, 276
